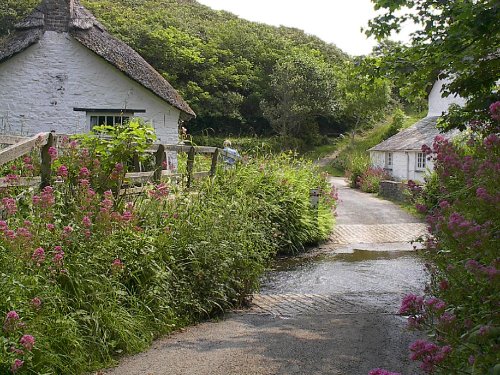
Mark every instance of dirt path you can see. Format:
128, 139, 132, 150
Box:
104, 177, 427, 375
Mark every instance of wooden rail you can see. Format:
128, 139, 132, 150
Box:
0, 133, 241, 191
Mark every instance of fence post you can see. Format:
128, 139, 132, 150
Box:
132, 153, 141, 172
186, 146, 195, 188
40, 132, 54, 189
209, 148, 219, 177
154, 144, 165, 183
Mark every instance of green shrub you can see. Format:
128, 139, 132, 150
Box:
358, 167, 391, 193
0, 124, 336, 374
345, 153, 370, 188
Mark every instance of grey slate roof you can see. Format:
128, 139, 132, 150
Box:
0, 0, 195, 118
369, 116, 456, 152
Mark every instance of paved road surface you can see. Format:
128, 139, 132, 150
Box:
104, 177, 427, 375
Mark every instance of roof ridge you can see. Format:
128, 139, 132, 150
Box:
15, 0, 103, 32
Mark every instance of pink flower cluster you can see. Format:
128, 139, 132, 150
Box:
2, 197, 17, 215
149, 183, 170, 200
409, 340, 451, 373
464, 259, 499, 281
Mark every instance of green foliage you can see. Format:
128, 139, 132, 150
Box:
366, 0, 500, 127
399, 106, 500, 374
0, 127, 336, 373
384, 108, 405, 138
261, 47, 342, 140
345, 153, 370, 188
76, 0, 348, 136
0, 0, 38, 36
339, 58, 393, 134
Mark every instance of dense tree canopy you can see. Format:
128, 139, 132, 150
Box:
1, 0, 397, 140
366, 0, 500, 128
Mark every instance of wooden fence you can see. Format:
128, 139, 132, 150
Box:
0, 132, 240, 193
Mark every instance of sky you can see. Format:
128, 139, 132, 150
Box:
196, 0, 417, 56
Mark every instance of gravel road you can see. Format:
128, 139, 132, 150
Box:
103, 177, 426, 375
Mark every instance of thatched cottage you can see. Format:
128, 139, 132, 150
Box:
369, 79, 465, 182
0, 0, 195, 142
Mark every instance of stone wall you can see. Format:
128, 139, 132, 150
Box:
379, 180, 408, 202
0, 31, 181, 144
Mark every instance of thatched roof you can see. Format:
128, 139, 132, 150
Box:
0, 0, 195, 118
369, 116, 458, 152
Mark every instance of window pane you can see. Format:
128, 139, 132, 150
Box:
106, 116, 114, 125
90, 116, 98, 127
98, 116, 106, 125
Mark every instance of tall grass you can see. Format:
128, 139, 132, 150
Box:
0, 132, 335, 374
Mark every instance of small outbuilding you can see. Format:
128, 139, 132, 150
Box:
369, 79, 465, 182
0, 0, 195, 143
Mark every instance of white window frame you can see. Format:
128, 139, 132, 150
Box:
416, 152, 426, 170
385, 152, 393, 169
87, 112, 132, 129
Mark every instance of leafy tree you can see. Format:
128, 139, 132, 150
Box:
366, 0, 500, 128
261, 47, 342, 140
340, 59, 392, 139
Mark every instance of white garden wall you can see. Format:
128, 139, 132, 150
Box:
0, 31, 181, 144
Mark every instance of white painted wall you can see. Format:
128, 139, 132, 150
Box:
428, 79, 466, 117
0, 31, 181, 144
370, 150, 434, 183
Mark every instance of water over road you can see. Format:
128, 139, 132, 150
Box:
105, 177, 428, 375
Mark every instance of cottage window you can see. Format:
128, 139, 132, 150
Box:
416, 152, 426, 170
73, 108, 145, 129
89, 114, 130, 127
385, 152, 393, 168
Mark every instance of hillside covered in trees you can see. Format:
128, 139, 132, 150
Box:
0, 0, 393, 141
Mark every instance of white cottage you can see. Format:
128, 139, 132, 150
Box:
0, 0, 195, 143
369, 79, 465, 182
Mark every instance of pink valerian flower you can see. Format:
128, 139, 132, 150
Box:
46, 223, 55, 231
149, 183, 169, 200
35, 186, 55, 208
438, 279, 449, 291
100, 198, 114, 213
79, 167, 90, 178
32, 247, 46, 265
48, 146, 58, 161
489, 101, 500, 121
4, 174, 20, 184
2, 197, 17, 215
409, 339, 452, 373
19, 334, 35, 351
16, 227, 32, 240
62, 226, 73, 238
121, 211, 133, 222
368, 369, 402, 375
11, 359, 24, 373
399, 294, 424, 314
57, 165, 68, 178
23, 156, 32, 164
438, 200, 450, 210
52, 246, 64, 267
32, 195, 41, 205
82, 216, 92, 227
483, 133, 499, 149
438, 312, 456, 326
3, 311, 20, 332
31, 297, 42, 309
421, 144, 433, 155
69, 139, 78, 149
0, 220, 8, 232
468, 355, 475, 365
476, 187, 491, 201
111, 258, 124, 274
4, 230, 16, 240
425, 297, 446, 312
